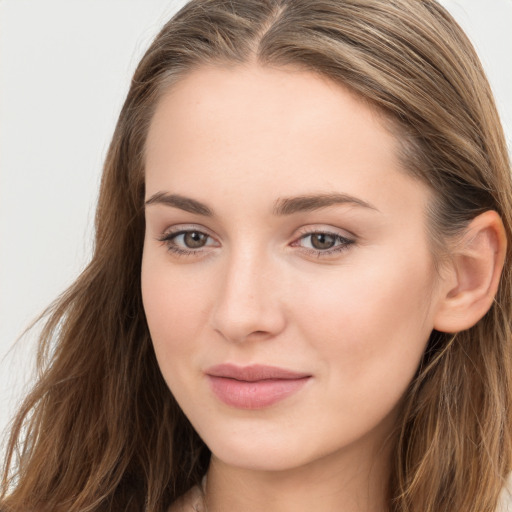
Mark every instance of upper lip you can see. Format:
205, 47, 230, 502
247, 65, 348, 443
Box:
206, 364, 311, 382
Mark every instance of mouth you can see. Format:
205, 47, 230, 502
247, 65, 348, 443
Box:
205, 364, 312, 409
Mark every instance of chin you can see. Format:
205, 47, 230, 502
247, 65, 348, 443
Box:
198, 424, 326, 473
210, 442, 309, 472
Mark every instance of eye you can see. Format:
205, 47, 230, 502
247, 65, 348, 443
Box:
157, 228, 219, 256
305, 233, 339, 250
293, 230, 355, 257
175, 231, 209, 249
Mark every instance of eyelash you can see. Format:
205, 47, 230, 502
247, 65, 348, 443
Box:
292, 230, 355, 257
157, 229, 216, 257
157, 228, 355, 259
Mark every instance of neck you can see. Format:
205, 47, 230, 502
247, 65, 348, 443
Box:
203, 428, 395, 512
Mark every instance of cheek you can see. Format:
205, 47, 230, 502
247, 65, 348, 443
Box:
141, 251, 212, 370
293, 249, 435, 388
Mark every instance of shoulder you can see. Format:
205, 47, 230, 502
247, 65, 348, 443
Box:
496, 473, 512, 512
168, 483, 205, 512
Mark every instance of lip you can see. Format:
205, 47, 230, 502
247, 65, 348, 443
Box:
206, 364, 311, 409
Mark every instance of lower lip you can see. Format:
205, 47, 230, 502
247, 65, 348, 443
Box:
207, 375, 310, 409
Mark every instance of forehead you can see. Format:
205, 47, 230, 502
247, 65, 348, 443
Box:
146, 63, 392, 166
144, 63, 429, 216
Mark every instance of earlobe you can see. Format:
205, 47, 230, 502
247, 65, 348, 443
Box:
433, 210, 507, 333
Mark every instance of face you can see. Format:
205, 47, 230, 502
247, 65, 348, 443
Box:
141, 64, 444, 473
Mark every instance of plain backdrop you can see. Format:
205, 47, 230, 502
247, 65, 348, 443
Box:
1, 0, 511, 452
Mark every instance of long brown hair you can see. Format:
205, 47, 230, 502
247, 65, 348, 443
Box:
2, 1, 512, 510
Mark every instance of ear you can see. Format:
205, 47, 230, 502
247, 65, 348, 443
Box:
433, 210, 507, 333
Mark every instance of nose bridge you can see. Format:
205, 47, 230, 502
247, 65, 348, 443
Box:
211, 241, 285, 343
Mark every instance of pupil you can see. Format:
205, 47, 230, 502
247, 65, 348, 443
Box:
184, 231, 207, 248
311, 233, 335, 250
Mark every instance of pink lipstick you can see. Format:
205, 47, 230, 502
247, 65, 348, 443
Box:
206, 364, 311, 409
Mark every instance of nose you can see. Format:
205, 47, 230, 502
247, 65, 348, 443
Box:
211, 247, 287, 344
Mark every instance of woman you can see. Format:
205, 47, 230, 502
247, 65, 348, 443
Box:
2, 0, 511, 511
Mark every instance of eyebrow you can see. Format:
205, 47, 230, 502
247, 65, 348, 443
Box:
145, 192, 213, 216
144, 191, 378, 216
272, 193, 378, 215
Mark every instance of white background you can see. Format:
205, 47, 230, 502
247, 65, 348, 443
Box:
1, 0, 511, 450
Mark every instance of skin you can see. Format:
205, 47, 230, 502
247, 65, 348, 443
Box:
141, 63, 450, 512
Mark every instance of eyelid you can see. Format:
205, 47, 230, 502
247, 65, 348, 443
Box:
159, 224, 218, 239
290, 225, 356, 258
155, 223, 356, 259
294, 224, 356, 240
156, 224, 220, 256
